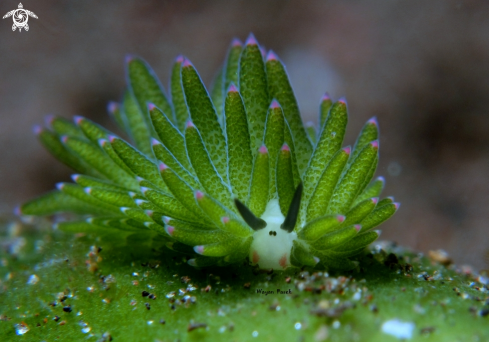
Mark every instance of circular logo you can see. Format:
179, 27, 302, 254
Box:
13, 9, 28, 27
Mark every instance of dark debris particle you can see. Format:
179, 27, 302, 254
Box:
480, 308, 489, 317
420, 327, 436, 335
148, 293, 156, 300
285, 277, 291, 283
62, 306, 72, 313
243, 282, 251, 289
181, 276, 191, 284
145, 303, 151, 310
310, 302, 355, 318
187, 322, 207, 332
160, 319, 166, 325
97, 246, 103, 253
141, 262, 149, 267
53, 316, 60, 322
142, 291, 150, 297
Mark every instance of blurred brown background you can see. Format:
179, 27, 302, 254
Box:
1, 0, 488, 269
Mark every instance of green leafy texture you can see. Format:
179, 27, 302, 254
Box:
327, 141, 378, 215
210, 68, 224, 118
20, 190, 112, 215
239, 38, 270, 154
170, 56, 190, 132
57, 183, 121, 215
63, 136, 138, 190
247, 146, 269, 216
263, 101, 285, 199
110, 136, 168, 192
283, 119, 301, 187
194, 238, 243, 257
276, 144, 295, 216
48, 116, 85, 138
330, 230, 379, 253
181, 62, 228, 180
158, 165, 207, 221
305, 147, 350, 223
140, 188, 198, 221
348, 118, 379, 167
149, 105, 192, 171
305, 123, 317, 145
151, 139, 199, 189
72, 174, 127, 192
266, 53, 313, 174
221, 217, 253, 238
352, 176, 385, 207
360, 203, 399, 232
107, 101, 127, 132
165, 219, 230, 245
127, 57, 174, 123
223, 236, 253, 263
319, 93, 333, 128
86, 187, 137, 208
311, 225, 360, 250
290, 240, 318, 267
223, 39, 242, 92
377, 197, 394, 207
122, 89, 155, 157
36, 128, 93, 175
224, 87, 253, 201
302, 100, 348, 216
185, 123, 232, 208
75, 117, 136, 177
195, 191, 235, 229
120, 207, 153, 223
341, 197, 378, 227
298, 214, 345, 241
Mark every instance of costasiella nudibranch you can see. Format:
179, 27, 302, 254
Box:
20, 34, 399, 271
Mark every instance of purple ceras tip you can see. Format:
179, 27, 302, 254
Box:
354, 225, 362, 232
245, 33, 258, 46
186, 120, 195, 129
13, 206, 22, 216
84, 187, 92, 195
175, 55, 185, 63
321, 92, 331, 101
73, 115, 84, 125
231, 38, 242, 47
281, 143, 290, 152
377, 176, 385, 183
158, 162, 168, 172
151, 138, 160, 146
227, 83, 238, 93
259, 145, 268, 154
394, 202, 401, 210
195, 191, 204, 200
338, 97, 347, 104
182, 58, 193, 68
147, 103, 156, 111
44, 114, 55, 127
125, 55, 134, 64
55, 182, 65, 191
108, 135, 117, 143
221, 216, 230, 224
60, 135, 69, 144
370, 140, 379, 149
107, 101, 118, 114
194, 246, 205, 254
371, 197, 379, 205
98, 139, 108, 148
71, 174, 80, 182
337, 215, 346, 223
270, 99, 281, 109
343, 146, 351, 155
368, 116, 378, 126
32, 125, 43, 135
266, 50, 278, 61
165, 226, 175, 236
144, 210, 153, 217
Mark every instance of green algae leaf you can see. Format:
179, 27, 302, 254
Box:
247, 145, 269, 216
181, 60, 228, 180
239, 34, 270, 154
224, 86, 253, 202
266, 51, 313, 174
170, 56, 190, 132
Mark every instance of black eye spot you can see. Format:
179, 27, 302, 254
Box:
269, 231, 277, 236
269, 231, 273, 236
273, 231, 277, 236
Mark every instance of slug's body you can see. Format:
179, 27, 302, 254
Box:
21, 34, 399, 270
